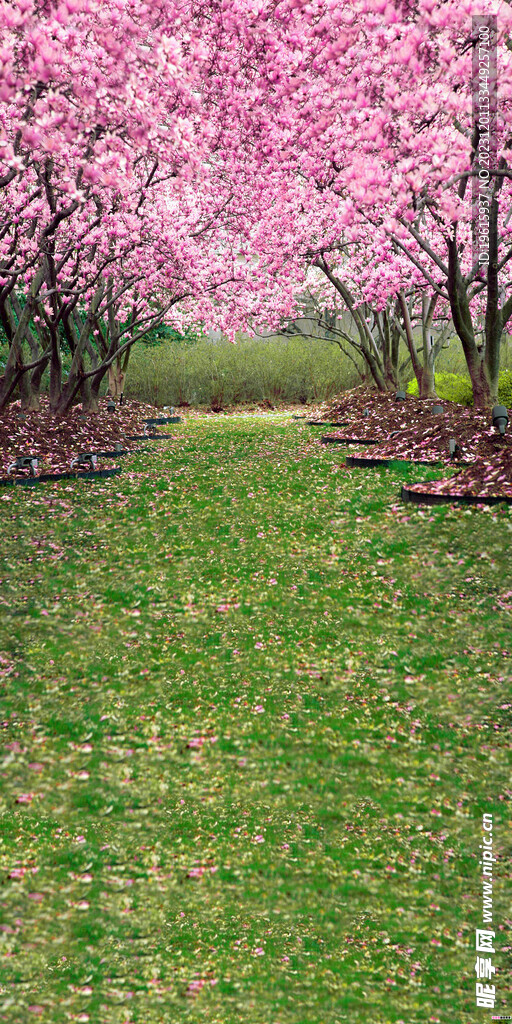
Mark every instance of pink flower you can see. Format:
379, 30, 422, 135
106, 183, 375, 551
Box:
185, 978, 206, 995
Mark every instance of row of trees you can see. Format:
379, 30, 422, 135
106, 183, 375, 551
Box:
1, 0, 511, 413
0, 0, 302, 413
279, 281, 454, 397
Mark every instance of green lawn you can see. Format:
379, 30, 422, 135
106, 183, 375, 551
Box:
0, 413, 510, 1024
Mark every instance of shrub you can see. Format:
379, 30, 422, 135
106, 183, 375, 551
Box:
498, 369, 512, 407
125, 334, 364, 407
406, 370, 512, 407
406, 372, 474, 405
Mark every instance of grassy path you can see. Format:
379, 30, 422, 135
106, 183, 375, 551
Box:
0, 414, 511, 1023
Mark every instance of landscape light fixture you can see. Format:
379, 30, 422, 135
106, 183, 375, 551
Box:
395, 390, 406, 401
71, 453, 98, 470
8, 456, 38, 476
107, 399, 116, 413
492, 405, 509, 436
449, 438, 459, 458
362, 407, 370, 417
432, 405, 444, 414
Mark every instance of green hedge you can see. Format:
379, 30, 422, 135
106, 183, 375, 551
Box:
125, 335, 363, 407
406, 370, 512, 406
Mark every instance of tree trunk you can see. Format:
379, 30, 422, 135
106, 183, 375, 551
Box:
0, 267, 46, 409
54, 287, 104, 417
483, 193, 501, 402
48, 326, 63, 412
79, 373, 93, 410
89, 363, 109, 410
390, 307, 401, 387
20, 376, 42, 411
465, 347, 491, 410
416, 365, 436, 398
397, 290, 434, 397
315, 258, 394, 392
81, 388, 100, 414
360, 347, 390, 391
446, 234, 492, 408
418, 293, 438, 398
9, 294, 50, 412
379, 309, 399, 389
108, 361, 126, 399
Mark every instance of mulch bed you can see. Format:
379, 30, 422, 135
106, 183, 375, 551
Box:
401, 449, 512, 502
320, 388, 481, 451
345, 416, 510, 466
401, 483, 512, 507
317, 387, 512, 501
0, 396, 179, 481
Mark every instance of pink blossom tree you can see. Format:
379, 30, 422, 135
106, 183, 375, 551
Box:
251, 0, 512, 406
0, 0, 304, 415
3, 0, 512, 415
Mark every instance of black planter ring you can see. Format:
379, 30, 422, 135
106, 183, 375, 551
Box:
321, 436, 381, 445
95, 449, 129, 457
306, 420, 349, 427
346, 455, 442, 468
0, 467, 122, 487
143, 416, 182, 425
401, 484, 512, 507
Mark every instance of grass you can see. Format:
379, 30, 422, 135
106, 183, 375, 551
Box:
0, 413, 511, 1024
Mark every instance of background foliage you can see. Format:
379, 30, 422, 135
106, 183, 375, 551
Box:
125, 335, 512, 408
